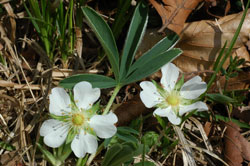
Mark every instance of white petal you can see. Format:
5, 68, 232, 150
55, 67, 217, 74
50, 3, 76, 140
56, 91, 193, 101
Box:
89, 112, 117, 138
49, 88, 71, 116
167, 110, 181, 125
140, 81, 162, 108
179, 101, 208, 116
160, 63, 179, 92
180, 76, 207, 99
153, 107, 170, 117
73, 81, 100, 110
71, 132, 98, 158
40, 119, 69, 148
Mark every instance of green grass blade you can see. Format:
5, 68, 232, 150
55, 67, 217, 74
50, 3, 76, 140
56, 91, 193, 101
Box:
119, 1, 148, 80
207, 0, 250, 90
111, 0, 132, 39
82, 7, 120, 80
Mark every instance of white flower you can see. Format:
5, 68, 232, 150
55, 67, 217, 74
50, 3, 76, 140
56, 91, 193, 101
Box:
40, 81, 118, 158
140, 63, 208, 125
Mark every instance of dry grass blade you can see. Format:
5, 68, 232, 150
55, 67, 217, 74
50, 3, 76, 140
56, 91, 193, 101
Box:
189, 117, 213, 152
173, 125, 197, 166
2, 2, 16, 42
186, 144, 229, 166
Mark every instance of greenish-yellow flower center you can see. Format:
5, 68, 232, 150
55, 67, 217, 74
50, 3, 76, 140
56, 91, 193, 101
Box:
72, 113, 85, 126
166, 91, 180, 106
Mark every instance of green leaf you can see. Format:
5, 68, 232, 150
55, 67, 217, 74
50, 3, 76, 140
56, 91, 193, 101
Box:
196, 112, 250, 129
0, 141, 15, 151
65, 129, 76, 145
116, 133, 138, 143
124, 48, 182, 84
134, 161, 156, 166
102, 144, 123, 166
82, 7, 120, 80
117, 126, 139, 135
142, 131, 161, 147
127, 33, 179, 75
37, 143, 62, 166
112, 0, 132, 39
119, 1, 148, 79
59, 74, 117, 89
206, 93, 236, 104
102, 142, 143, 166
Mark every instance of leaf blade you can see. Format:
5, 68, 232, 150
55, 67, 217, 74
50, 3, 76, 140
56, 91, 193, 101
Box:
128, 33, 179, 75
119, 1, 148, 79
124, 48, 182, 84
59, 74, 117, 89
82, 7, 120, 79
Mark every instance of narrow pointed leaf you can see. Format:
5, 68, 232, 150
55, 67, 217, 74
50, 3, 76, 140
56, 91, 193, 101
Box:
124, 48, 182, 84
102, 144, 123, 166
59, 74, 117, 89
128, 33, 179, 75
37, 143, 61, 166
119, 1, 148, 80
82, 7, 120, 79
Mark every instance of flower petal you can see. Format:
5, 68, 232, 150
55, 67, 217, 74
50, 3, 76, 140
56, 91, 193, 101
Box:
179, 101, 208, 116
40, 119, 69, 148
89, 112, 117, 139
71, 132, 98, 158
73, 81, 100, 110
180, 76, 207, 99
153, 107, 170, 117
167, 110, 181, 125
49, 88, 71, 116
160, 63, 179, 92
140, 81, 162, 108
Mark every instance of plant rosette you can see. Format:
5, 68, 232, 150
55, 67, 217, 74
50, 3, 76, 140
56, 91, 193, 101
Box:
40, 81, 118, 158
140, 63, 208, 125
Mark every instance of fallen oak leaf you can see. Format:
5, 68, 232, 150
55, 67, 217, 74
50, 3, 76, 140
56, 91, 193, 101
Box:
149, 0, 204, 34
175, 9, 250, 72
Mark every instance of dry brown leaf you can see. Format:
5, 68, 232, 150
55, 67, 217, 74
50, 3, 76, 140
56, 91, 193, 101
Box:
175, 9, 250, 72
149, 0, 204, 34
232, 108, 250, 124
224, 121, 250, 166
139, 10, 250, 74
0, 151, 23, 166
210, 70, 250, 91
204, 121, 212, 137
114, 95, 151, 126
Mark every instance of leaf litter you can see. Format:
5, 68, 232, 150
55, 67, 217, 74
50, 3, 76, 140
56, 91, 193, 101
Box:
0, 0, 250, 165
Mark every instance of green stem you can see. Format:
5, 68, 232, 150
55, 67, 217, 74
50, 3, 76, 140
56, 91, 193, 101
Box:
103, 84, 121, 115
206, 0, 250, 91
76, 154, 89, 166
86, 142, 104, 166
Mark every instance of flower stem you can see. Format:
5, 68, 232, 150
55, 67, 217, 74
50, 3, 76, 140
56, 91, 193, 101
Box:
86, 142, 104, 166
103, 84, 121, 115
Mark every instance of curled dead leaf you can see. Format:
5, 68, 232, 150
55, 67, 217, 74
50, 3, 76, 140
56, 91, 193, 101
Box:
224, 121, 250, 166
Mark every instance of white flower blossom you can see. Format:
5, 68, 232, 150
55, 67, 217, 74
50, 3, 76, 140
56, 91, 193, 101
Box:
140, 63, 208, 125
40, 81, 118, 158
